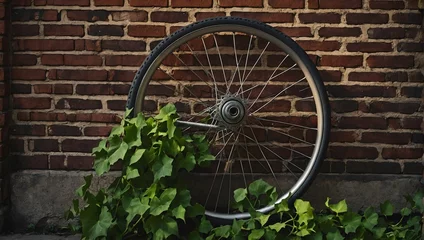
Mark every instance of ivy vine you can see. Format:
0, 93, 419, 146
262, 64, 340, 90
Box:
66, 104, 424, 240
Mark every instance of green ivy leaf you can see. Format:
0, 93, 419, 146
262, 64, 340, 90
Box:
363, 207, 378, 231
401, 207, 411, 216
412, 191, 424, 212
326, 229, 343, 240
325, 198, 348, 214
152, 154, 173, 182
305, 232, 323, 240
187, 203, 205, 218
150, 188, 177, 216
145, 216, 178, 240
178, 153, 196, 172
234, 188, 247, 203
110, 125, 124, 137
214, 225, 231, 238
94, 156, 110, 176
92, 139, 107, 154
295, 199, 313, 215
276, 199, 289, 213
82, 206, 113, 240
172, 205, 186, 222
248, 229, 264, 240
263, 228, 277, 240
341, 212, 362, 234
248, 179, 273, 198
199, 217, 213, 234
231, 220, 242, 235
126, 166, 140, 180
76, 175, 93, 198
109, 141, 128, 165
176, 189, 191, 208
129, 148, 146, 165
380, 200, 394, 217
372, 227, 386, 239
256, 214, 270, 227
198, 153, 215, 166
122, 196, 149, 225
269, 222, 286, 232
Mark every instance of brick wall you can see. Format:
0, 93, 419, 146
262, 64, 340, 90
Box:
9, 0, 423, 175
0, 0, 10, 212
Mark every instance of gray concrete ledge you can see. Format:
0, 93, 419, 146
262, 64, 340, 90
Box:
9, 170, 422, 232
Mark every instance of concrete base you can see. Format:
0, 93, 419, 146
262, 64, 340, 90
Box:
9, 170, 422, 232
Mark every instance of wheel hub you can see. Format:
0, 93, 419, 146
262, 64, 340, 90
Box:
218, 97, 246, 127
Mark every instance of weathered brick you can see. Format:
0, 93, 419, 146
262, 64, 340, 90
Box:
48, 125, 82, 136
171, 0, 212, 7
392, 13, 422, 24
128, 25, 166, 37
151, 11, 189, 23
231, 12, 294, 23
367, 56, 414, 68
111, 11, 147, 22
220, 0, 262, 7
329, 146, 378, 159
346, 42, 392, 52
319, 55, 363, 67
14, 39, 74, 51
56, 99, 102, 110
62, 139, 100, 153
88, 25, 124, 36
338, 117, 387, 129
269, 0, 304, 8
370, 1, 404, 9
129, 0, 167, 6
319, 27, 362, 37
12, 24, 39, 36
102, 40, 146, 51
44, 25, 84, 36
64, 55, 102, 66
347, 161, 401, 174
299, 13, 340, 23
94, 0, 123, 6
346, 13, 389, 24
67, 10, 109, 22
369, 101, 421, 114
11, 125, 45, 136
361, 132, 411, 144
195, 12, 226, 21
84, 126, 112, 136
13, 54, 37, 66
382, 148, 423, 159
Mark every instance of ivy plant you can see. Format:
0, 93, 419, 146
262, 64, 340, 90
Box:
67, 104, 424, 240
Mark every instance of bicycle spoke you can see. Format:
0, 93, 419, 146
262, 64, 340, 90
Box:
252, 116, 317, 130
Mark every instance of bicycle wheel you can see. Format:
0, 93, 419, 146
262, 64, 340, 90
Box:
126, 17, 331, 222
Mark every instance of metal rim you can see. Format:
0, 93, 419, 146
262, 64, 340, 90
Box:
133, 24, 325, 220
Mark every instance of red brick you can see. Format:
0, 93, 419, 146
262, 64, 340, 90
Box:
338, 117, 387, 129
346, 42, 392, 52
370, 1, 405, 9
361, 132, 411, 144
298, 40, 341, 51
320, 70, 342, 82
129, 0, 167, 6
102, 40, 146, 51
46, 0, 89, 6
277, 27, 312, 37
108, 70, 137, 82
269, 0, 304, 8
111, 11, 147, 22
54, 84, 73, 94
348, 72, 407, 82
347, 161, 401, 174
319, 27, 361, 37
62, 139, 100, 153
367, 56, 414, 68
12, 9, 59, 21
369, 101, 420, 114
88, 25, 124, 36
329, 146, 378, 159
320, 55, 363, 67
11, 125, 45, 136
64, 55, 102, 66
318, 0, 361, 8
14, 98, 51, 109
368, 28, 415, 39
67, 156, 94, 170
48, 125, 82, 136
382, 148, 423, 159
12, 0, 32, 6
299, 13, 340, 23
56, 99, 102, 110
52, 70, 108, 80
105, 55, 145, 66
41, 54, 64, 66
67, 10, 109, 22
401, 86, 423, 98
94, 0, 123, 6
330, 100, 358, 113
128, 25, 166, 37
12, 69, 46, 80
16, 155, 48, 169
31, 139, 59, 152
346, 13, 389, 24
14, 39, 74, 51
49, 155, 65, 170
398, 42, 424, 52
13, 54, 37, 66
171, 0, 212, 7
84, 126, 112, 136
220, 0, 262, 7
12, 24, 39, 36
151, 11, 189, 23
231, 12, 294, 23
195, 12, 226, 21
12, 84, 31, 94
328, 86, 396, 98
393, 13, 422, 24
34, 84, 52, 94
76, 84, 129, 95
107, 100, 126, 110
402, 118, 423, 129
44, 25, 84, 37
